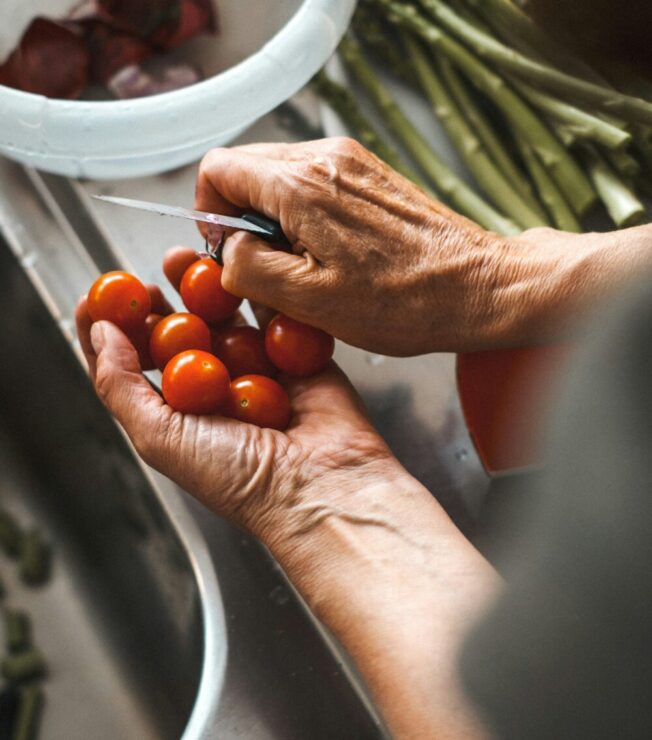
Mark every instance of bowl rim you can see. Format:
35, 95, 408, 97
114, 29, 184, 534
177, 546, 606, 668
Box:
0, 0, 333, 110
0, 0, 357, 177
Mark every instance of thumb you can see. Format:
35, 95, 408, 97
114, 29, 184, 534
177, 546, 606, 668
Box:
91, 321, 169, 462
221, 231, 321, 319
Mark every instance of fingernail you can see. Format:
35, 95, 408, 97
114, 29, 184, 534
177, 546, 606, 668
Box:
90, 321, 106, 353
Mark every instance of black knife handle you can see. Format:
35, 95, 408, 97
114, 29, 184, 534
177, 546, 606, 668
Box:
241, 212, 284, 244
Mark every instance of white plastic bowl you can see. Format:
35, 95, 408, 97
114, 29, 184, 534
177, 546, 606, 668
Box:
0, 0, 356, 179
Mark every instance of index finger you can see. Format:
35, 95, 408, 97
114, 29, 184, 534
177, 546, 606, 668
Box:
194, 148, 295, 241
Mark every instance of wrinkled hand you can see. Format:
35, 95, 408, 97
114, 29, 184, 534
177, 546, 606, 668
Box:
75, 253, 399, 545
195, 137, 513, 356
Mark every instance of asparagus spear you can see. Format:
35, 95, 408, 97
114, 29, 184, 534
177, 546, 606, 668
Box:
634, 173, 652, 203
413, 0, 652, 127
436, 55, 541, 209
312, 71, 436, 195
515, 139, 581, 232
510, 82, 631, 152
444, 0, 630, 148
339, 36, 521, 235
376, 0, 596, 215
605, 148, 641, 179
463, 0, 611, 86
404, 34, 546, 229
352, 5, 419, 88
352, 7, 548, 217
576, 144, 646, 228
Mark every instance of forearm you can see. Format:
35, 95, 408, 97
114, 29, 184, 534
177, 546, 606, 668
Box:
265, 467, 500, 739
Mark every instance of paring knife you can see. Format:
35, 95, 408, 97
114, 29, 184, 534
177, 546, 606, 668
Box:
92, 195, 284, 244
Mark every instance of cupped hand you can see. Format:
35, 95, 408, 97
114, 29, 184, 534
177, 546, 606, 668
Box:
195, 137, 515, 356
75, 254, 399, 545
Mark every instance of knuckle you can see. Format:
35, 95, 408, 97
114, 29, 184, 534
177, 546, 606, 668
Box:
523, 226, 557, 240
293, 137, 368, 193
327, 136, 364, 159
199, 147, 227, 174
221, 264, 239, 294
222, 235, 249, 293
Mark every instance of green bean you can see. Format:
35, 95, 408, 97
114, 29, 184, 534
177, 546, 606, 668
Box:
1, 649, 47, 684
5, 610, 32, 654
0, 510, 22, 558
12, 684, 44, 740
19, 530, 51, 587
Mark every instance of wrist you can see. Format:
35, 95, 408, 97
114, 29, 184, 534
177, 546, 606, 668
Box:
263, 465, 498, 739
262, 460, 489, 635
505, 224, 652, 346
418, 220, 516, 352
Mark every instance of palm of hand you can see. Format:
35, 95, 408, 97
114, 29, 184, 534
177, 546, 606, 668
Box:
78, 310, 392, 541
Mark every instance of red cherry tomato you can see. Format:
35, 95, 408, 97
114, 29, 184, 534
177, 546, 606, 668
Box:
265, 314, 334, 377
162, 350, 230, 415
226, 375, 291, 431
87, 271, 151, 333
149, 312, 211, 371
130, 312, 164, 371
211, 326, 276, 378
144, 312, 165, 335
163, 247, 199, 292
180, 258, 242, 324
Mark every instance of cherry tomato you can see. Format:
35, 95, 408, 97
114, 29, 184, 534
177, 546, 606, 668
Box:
149, 312, 211, 371
163, 247, 199, 292
162, 350, 230, 415
265, 314, 334, 377
226, 375, 291, 431
130, 313, 164, 371
87, 271, 151, 333
180, 258, 242, 324
211, 326, 276, 378
144, 313, 165, 335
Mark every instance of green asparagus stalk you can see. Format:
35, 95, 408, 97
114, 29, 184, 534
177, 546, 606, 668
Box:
436, 55, 541, 211
576, 144, 646, 228
339, 36, 521, 235
444, 0, 630, 147
376, 0, 596, 215
605, 148, 641, 179
463, 0, 611, 86
404, 34, 546, 229
634, 173, 652, 202
634, 134, 652, 174
515, 139, 581, 232
510, 81, 631, 151
352, 5, 419, 88
414, 0, 652, 126
312, 71, 436, 195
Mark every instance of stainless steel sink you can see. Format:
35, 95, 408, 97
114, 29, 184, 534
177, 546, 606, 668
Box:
0, 192, 226, 739
0, 89, 489, 738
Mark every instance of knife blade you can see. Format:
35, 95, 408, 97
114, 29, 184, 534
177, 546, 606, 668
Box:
92, 195, 284, 243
